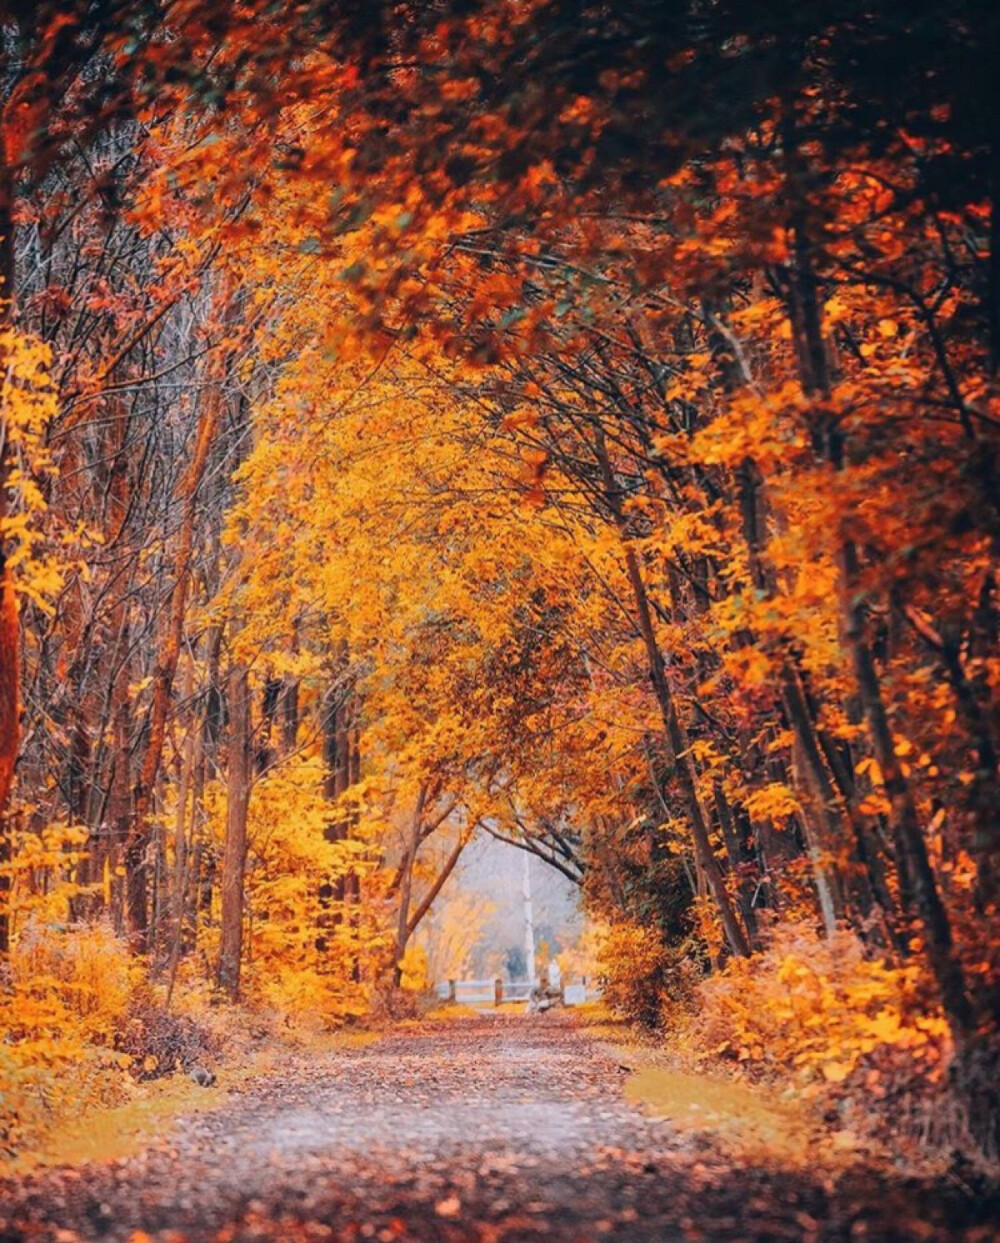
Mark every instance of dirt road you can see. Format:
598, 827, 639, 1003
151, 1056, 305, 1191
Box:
1, 1013, 995, 1241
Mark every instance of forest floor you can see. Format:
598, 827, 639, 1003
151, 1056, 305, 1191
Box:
1, 1010, 997, 1242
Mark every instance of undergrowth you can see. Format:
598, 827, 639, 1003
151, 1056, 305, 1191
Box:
599, 919, 994, 1168
0, 917, 369, 1161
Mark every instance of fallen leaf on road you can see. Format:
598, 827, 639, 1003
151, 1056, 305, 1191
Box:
434, 1194, 461, 1218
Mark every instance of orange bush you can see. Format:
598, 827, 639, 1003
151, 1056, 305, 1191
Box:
0, 919, 139, 1156
689, 924, 950, 1093
598, 920, 701, 1029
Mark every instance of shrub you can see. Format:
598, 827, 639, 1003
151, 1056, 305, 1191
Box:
0, 919, 139, 1156
367, 985, 420, 1025
597, 920, 701, 1029
10, 918, 137, 1042
114, 986, 221, 1080
690, 923, 950, 1091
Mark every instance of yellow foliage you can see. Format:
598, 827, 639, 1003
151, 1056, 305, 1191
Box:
398, 942, 429, 993
689, 925, 951, 1088
417, 891, 495, 985
0, 823, 90, 928
743, 783, 803, 823
0, 920, 138, 1156
9, 918, 138, 1041
198, 755, 383, 1020
0, 328, 62, 609
597, 919, 700, 1029
555, 919, 604, 983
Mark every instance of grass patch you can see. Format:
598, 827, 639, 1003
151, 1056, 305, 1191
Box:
624, 1065, 824, 1164
419, 1000, 529, 1021
303, 1028, 382, 1052
575, 999, 631, 1042
6, 1002, 384, 1173
16, 1073, 226, 1171
575, 1002, 841, 1168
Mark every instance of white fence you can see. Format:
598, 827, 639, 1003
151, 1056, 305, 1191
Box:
434, 977, 600, 1007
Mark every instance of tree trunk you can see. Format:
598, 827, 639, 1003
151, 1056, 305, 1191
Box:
165, 658, 196, 1005
713, 783, 760, 950
393, 785, 428, 986
709, 312, 861, 937
405, 825, 472, 944
280, 676, 299, 753
779, 91, 972, 1032
845, 573, 973, 1036
125, 338, 226, 950
217, 663, 251, 1000
0, 156, 18, 956
317, 663, 349, 953
591, 428, 749, 957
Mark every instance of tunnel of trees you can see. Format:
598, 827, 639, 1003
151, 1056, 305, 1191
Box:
0, 0, 998, 1162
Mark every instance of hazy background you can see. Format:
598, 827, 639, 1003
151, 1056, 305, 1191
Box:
415, 835, 585, 985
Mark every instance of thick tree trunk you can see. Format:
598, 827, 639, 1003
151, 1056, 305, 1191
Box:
317, 665, 349, 953
318, 642, 362, 960
280, 676, 299, 753
104, 682, 132, 927
165, 659, 196, 1004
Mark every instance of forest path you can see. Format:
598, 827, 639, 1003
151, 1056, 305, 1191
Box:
1, 1012, 993, 1242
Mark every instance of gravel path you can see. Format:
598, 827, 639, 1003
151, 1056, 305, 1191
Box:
1, 1012, 996, 1241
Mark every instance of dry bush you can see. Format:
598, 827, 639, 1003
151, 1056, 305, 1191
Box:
367, 985, 420, 1026
669, 922, 1000, 1161
114, 985, 221, 1080
252, 960, 371, 1026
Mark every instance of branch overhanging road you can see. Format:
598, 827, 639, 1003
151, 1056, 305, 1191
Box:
1, 1013, 994, 1241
